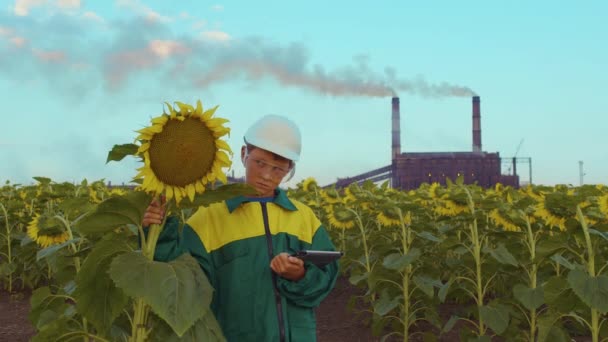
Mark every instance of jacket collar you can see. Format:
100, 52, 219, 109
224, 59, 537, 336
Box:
225, 187, 297, 213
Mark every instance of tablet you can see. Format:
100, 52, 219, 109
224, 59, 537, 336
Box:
291, 250, 343, 267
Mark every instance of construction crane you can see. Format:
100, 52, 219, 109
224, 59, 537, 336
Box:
507, 139, 524, 175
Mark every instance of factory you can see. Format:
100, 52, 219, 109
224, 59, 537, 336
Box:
331, 96, 524, 190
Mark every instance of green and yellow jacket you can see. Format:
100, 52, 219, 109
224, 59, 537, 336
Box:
150, 188, 338, 342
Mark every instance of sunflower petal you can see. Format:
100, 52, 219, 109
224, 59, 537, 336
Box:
212, 127, 231, 138
216, 150, 230, 165
202, 105, 219, 120
215, 139, 232, 154
165, 102, 177, 118
216, 171, 227, 184
174, 187, 183, 204
195, 180, 205, 193
206, 118, 230, 129
166, 186, 174, 201
137, 143, 150, 154
195, 100, 203, 115
175, 101, 194, 114
151, 115, 169, 125
187, 184, 195, 202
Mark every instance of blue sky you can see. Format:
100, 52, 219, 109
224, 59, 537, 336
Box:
1, 0, 606, 188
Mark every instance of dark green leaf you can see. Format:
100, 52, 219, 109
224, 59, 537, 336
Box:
550, 254, 575, 270
58, 197, 95, 218
534, 239, 567, 261
109, 252, 214, 336
468, 337, 491, 342
479, 303, 510, 334
106, 144, 139, 163
442, 315, 459, 333
348, 273, 368, 285
415, 231, 442, 242
413, 276, 440, 298
150, 311, 226, 342
588, 229, 608, 242
487, 243, 518, 266
537, 311, 568, 342
438, 279, 453, 303
75, 191, 151, 234
567, 268, 608, 313
73, 239, 131, 333
373, 289, 400, 316
33, 177, 52, 185
36, 238, 81, 261
513, 284, 544, 311
382, 248, 420, 271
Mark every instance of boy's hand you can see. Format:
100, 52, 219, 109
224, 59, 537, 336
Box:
142, 196, 166, 227
270, 252, 305, 281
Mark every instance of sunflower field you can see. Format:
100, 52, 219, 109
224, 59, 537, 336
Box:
2, 175, 608, 341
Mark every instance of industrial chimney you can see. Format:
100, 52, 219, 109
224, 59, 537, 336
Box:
472, 96, 482, 153
392, 97, 401, 160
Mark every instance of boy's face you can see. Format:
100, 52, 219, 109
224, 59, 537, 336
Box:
241, 146, 292, 197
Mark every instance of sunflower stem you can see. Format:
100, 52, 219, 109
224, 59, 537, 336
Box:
54, 214, 88, 340
132, 199, 170, 341
348, 208, 374, 301
578, 205, 600, 342
1, 203, 13, 293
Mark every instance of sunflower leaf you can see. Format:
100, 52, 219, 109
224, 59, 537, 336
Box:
36, 238, 81, 261
109, 252, 213, 337
567, 268, 608, 313
106, 144, 139, 163
75, 191, 151, 234
73, 238, 131, 333
149, 310, 226, 342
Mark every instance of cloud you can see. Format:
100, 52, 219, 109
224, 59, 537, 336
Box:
0, 26, 14, 36
104, 39, 189, 87
211, 4, 224, 12
55, 0, 80, 10
148, 39, 189, 58
200, 30, 231, 42
14, 0, 47, 16
82, 11, 104, 23
0, 25, 27, 48
116, 0, 172, 23
192, 19, 207, 30
10, 36, 27, 47
33, 48, 67, 62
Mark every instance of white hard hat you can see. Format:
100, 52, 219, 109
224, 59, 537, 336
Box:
244, 115, 302, 162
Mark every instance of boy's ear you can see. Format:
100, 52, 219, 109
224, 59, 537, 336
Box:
241, 146, 247, 165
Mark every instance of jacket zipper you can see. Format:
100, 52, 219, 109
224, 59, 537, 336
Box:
261, 202, 286, 342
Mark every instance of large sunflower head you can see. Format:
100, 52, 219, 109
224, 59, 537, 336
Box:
377, 206, 407, 228
320, 188, 342, 205
433, 199, 469, 217
134, 100, 232, 204
325, 204, 356, 229
488, 209, 521, 232
534, 196, 566, 231
301, 177, 318, 193
27, 214, 70, 248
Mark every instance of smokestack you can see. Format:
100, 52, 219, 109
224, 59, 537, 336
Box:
392, 97, 401, 160
472, 96, 482, 153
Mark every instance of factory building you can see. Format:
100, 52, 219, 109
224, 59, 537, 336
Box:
332, 96, 521, 190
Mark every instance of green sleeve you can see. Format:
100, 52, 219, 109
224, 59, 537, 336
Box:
276, 225, 339, 308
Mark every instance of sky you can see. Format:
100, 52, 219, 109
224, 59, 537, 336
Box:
1, 0, 607, 189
